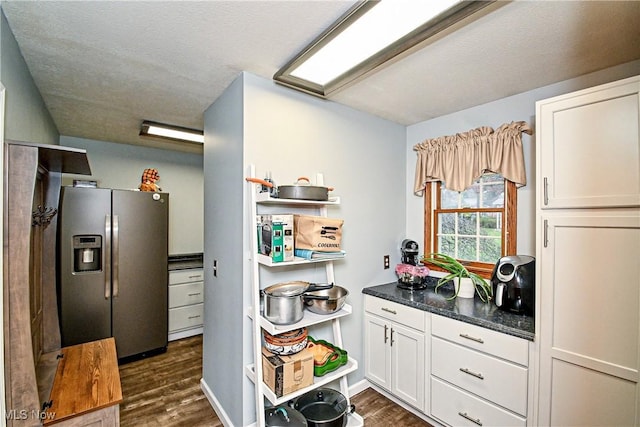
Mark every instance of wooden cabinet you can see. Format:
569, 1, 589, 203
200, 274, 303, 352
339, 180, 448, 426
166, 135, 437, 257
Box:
536, 75, 640, 426
364, 296, 426, 411
168, 268, 204, 340
430, 314, 529, 426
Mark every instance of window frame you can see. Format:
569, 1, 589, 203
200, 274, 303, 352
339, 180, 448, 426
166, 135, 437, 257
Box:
423, 178, 517, 279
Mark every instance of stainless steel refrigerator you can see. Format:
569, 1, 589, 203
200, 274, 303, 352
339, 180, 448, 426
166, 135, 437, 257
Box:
58, 186, 169, 360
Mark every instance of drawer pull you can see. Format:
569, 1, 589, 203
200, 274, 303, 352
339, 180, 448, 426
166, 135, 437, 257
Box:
381, 307, 397, 315
459, 367, 484, 380
187, 292, 201, 297
458, 411, 482, 426
459, 333, 484, 344
188, 275, 202, 279
188, 315, 201, 320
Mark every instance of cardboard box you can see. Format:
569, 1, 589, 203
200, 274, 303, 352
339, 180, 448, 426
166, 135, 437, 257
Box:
262, 347, 313, 397
259, 214, 294, 262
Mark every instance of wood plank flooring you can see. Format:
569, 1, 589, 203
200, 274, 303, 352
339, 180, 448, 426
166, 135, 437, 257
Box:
119, 335, 432, 426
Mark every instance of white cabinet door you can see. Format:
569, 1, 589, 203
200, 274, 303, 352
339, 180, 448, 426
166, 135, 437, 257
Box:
537, 76, 640, 209
391, 322, 425, 411
538, 214, 640, 425
364, 313, 392, 391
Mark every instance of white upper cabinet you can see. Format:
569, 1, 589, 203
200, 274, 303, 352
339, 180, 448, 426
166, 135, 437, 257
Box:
537, 76, 640, 209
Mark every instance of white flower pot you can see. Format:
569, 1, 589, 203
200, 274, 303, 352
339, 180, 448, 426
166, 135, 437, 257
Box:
455, 277, 476, 299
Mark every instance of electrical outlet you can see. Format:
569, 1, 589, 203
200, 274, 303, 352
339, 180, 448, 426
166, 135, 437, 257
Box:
383, 255, 390, 269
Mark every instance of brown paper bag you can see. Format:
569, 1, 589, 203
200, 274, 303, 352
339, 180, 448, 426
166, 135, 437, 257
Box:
294, 214, 343, 252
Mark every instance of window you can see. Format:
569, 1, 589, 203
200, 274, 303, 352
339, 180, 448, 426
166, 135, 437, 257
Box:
424, 174, 517, 278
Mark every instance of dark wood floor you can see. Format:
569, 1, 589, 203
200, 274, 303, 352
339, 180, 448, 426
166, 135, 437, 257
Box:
119, 335, 432, 426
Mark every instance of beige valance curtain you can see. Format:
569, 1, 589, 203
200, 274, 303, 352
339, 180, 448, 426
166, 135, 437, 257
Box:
413, 121, 532, 195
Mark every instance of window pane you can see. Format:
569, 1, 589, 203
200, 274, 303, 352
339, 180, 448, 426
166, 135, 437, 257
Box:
481, 173, 502, 183
441, 188, 459, 209
440, 213, 456, 234
439, 235, 455, 255
460, 187, 480, 208
479, 212, 501, 236
479, 237, 502, 263
481, 184, 505, 208
458, 212, 477, 235
458, 237, 477, 261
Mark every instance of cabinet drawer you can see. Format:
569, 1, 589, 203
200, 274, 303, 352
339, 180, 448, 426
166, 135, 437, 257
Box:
432, 337, 528, 416
169, 282, 204, 308
364, 296, 425, 331
169, 303, 204, 332
431, 377, 526, 427
169, 268, 204, 285
431, 314, 528, 366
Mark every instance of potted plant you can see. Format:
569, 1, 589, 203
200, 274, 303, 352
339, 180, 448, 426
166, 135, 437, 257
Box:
421, 253, 492, 302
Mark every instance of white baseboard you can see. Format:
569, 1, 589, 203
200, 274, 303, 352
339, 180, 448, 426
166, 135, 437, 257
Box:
200, 378, 234, 427
169, 327, 203, 342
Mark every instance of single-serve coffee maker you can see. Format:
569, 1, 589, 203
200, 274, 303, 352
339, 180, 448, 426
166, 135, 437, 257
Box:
491, 255, 535, 316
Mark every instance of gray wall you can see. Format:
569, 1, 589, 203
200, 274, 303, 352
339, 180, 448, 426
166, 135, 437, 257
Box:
1, 9, 58, 144
405, 59, 640, 257
202, 72, 405, 426
202, 72, 245, 425
60, 136, 204, 255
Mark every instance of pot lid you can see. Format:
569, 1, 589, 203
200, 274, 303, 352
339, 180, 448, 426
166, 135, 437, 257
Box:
265, 406, 307, 427
264, 281, 310, 297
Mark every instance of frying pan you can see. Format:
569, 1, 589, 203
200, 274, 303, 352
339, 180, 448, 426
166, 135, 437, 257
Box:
246, 177, 333, 201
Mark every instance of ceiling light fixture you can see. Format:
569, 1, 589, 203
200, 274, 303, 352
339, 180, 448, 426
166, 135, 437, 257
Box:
274, 0, 495, 98
140, 120, 204, 144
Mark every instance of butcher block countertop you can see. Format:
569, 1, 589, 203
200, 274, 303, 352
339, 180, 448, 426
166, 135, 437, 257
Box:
44, 338, 122, 425
363, 279, 535, 341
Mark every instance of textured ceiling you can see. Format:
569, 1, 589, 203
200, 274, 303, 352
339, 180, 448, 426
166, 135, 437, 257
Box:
2, 1, 640, 153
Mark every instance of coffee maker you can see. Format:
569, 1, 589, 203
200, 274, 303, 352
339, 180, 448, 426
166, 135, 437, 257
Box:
491, 255, 535, 316
400, 239, 419, 265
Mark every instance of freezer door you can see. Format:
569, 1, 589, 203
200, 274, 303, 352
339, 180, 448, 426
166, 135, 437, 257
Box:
112, 190, 169, 358
58, 187, 112, 347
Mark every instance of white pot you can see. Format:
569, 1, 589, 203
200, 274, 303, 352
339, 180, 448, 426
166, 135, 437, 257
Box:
455, 277, 476, 299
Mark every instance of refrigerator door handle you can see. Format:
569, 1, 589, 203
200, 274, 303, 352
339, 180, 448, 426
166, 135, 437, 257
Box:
113, 215, 119, 297
105, 214, 111, 299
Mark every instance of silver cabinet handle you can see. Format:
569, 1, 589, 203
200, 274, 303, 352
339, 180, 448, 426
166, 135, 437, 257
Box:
187, 292, 201, 297
459, 333, 484, 344
459, 412, 483, 426
390, 328, 394, 347
188, 315, 201, 320
188, 275, 202, 279
381, 307, 397, 315
460, 367, 484, 380
543, 176, 549, 205
384, 324, 388, 344
544, 219, 549, 248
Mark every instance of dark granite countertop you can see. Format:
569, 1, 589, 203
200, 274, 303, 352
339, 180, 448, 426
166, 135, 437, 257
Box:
168, 253, 203, 271
363, 279, 535, 341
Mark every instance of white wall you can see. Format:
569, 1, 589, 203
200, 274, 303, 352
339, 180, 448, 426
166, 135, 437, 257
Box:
406, 60, 640, 257
60, 136, 204, 255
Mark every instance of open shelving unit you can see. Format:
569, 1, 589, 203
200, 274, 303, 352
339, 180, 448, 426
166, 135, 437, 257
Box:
245, 164, 363, 427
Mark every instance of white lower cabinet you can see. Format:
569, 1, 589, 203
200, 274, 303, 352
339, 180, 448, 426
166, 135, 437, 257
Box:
168, 268, 204, 339
364, 295, 533, 425
430, 314, 529, 426
364, 296, 426, 411
431, 377, 526, 427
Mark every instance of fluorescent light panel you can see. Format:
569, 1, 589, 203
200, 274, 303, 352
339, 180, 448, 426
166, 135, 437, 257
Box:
140, 121, 204, 144
290, 0, 461, 85
274, 0, 495, 97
